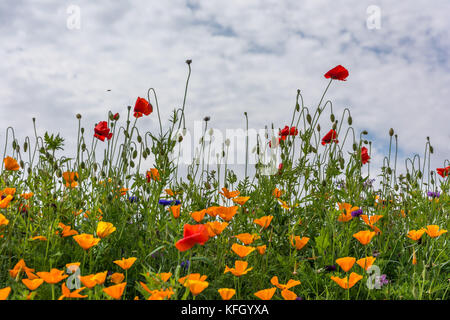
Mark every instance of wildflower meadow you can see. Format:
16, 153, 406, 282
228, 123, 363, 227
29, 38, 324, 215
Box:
0, 62, 448, 301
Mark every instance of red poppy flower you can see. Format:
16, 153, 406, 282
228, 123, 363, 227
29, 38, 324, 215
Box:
290, 127, 298, 136
113, 113, 119, 120
134, 97, 153, 118
278, 163, 283, 172
279, 126, 298, 137
321, 129, 338, 146
175, 224, 210, 252
94, 121, 113, 141
361, 147, 370, 165
436, 166, 450, 178
324, 65, 349, 81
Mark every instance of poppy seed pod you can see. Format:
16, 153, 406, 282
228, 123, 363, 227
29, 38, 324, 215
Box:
204, 116, 210, 122
429, 145, 434, 154
186, 59, 192, 65
76, 114, 82, 119
332, 122, 337, 130
362, 130, 368, 135
178, 135, 183, 143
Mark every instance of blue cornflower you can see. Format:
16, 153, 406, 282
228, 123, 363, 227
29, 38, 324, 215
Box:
159, 199, 181, 206
129, 196, 138, 203
427, 191, 440, 198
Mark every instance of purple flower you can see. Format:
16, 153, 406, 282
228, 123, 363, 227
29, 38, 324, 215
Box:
377, 274, 389, 287
129, 196, 137, 203
159, 199, 181, 206
324, 265, 336, 272
427, 191, 440, 198
351, 209, 363, 218
180, 260, 190, 269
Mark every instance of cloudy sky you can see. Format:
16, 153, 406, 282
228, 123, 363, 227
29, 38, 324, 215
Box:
1, 0, 449, 181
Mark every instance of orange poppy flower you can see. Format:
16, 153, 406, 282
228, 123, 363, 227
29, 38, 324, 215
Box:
58, 223, 79, 237
281, 289, 298, 300
423, 225, 448, 238
96, 221, 116, 239
356, 257, 376, 271
206, 206, 220, 217
254, 287, 277, 300
169, 205, 181, 219
146, 168, 160, 181
331, 272, 363, 289
412, 248, 417, 265
22, 278, 44, 291
165, 189, 175, 196
79, 271, 108, 288
185, 279, 209, 296
73, 233, 100, 250
337, 203, 359, 222
119, 188, 129, 196
9, 259, 35, 279
0, 287, 11, 300
336, 257, 356, 272
219, 187, 240, 199
0, 213, 9, 226
353, 230, 376, 245
29, 236, 47, 241
254, 215, 273, 229
1, 187, 16, 196
154, 272, 172, 283
272, 188, 283, 198
407, 229, 426, 241
224, 260, 253, 277
218, 288, 236, 300
256, 245, 267, 255
232, 196, 250, 206
217, 206, 239, 221
360, 214, 383, 234
110, 273, 125, 284
0, 195, 13, 209
179, 273, 208, 285
113, 257, 137, 270
4, 157, 20, 171
270, 276, 301, 290
191, 209, 207, 222
205, 221, 229, 237
36, 268, 68, 284
62, 171, 79, 188
20, 192, 34, 200
58, 282, 88, 300
103, 282, 127, 300
290, 236, 310, 250
231, 243, 255, 258
234, 233, 260, 245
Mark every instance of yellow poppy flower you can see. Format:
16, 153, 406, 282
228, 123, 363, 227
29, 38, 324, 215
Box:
0, 213, 9, 226
96, 221, 116, 239
0, 195, 13, 209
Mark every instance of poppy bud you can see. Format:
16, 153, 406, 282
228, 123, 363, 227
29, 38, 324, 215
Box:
364, 140, 368, 144
76, 114, 82, 119
339, 157, 345, 169
203, 116, 210, 122
348, 116, 353, 125
186, 59, 192, 65
80, 161, 85, 169
317, 124, 321, 132
362, 130, 368, 135
387, 167, 392, 175
103, 159, 108, 166
330, 114, 335, 122
306, 114, 312, 124
101, 171, 106, 178
82, 144, 86, 151
93, 163, 98, 171
296, 103, 300, 112
24, 141, 28, 152
389, 128, 394, 136
137, 135, 142, 143
27, 167, 32, 175
332, 122, 337, 130
132, 150, 138, 159
145, 147, 150, 154
130, 160, 135, 168
20, 160, 24, 168
352, 143, 357, 151
394, 184, 399, 191
12, 140, 16, 150
429, 146, 434, 154
56, 169, 62, 177
178, 135, 183, 143
142, 151, 147, 159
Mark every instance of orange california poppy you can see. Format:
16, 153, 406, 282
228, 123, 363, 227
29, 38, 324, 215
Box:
231, 243, 256, 258
234, 233, 260, 245
353, 230, 376, 245
29, 236, 47, 241
336, 257, 356, 272
205, 206, 220, 217
0, 213, 9, 226
36, 268, 68, 284
165, 189, 175, 196
113, 257, 137, 270
185, 279, 209, 296
58, 223, 78, 237
254, 287, 277, 300
22, 278, 44, 291
256, 245, 267, 255
190, 209, 207, 222
360, 214, 383, 234
205, 221, 229, 237
62, 171, 79, 188
219, 187, 240, 199
103, 282, 127, 300
272, 188, 283, 198
232, 196, 250, 206
73, 233, 101, 250
412, 248, 417, 265
0, 287, 11, 300
96, 221, 116, 239
218, 288, 236, 300
110, 273, 125, 284
407, 229, 426, 241
154, 272, 172, 283
270, 276, 301, 290
290, 236, 310, 250
331, 272, 363, 289
4, 157, 20, 171
20, 192, 34, 200
224, 260, 253, 277
9, 259, 34, 279
423, 225, 448, 238
281, 289, 298, 300
178, 273, 208, 285
79, 271, 108, 288
169, 205, 181, 219
356, 257, 376, 271
337, 203, 359, 222
217, 206, 239, 222
58, 282, 88, 300
146, 168, 160, 182
254, 215, 273, 229
0, 195, 13, 209
1, 187, 16, 196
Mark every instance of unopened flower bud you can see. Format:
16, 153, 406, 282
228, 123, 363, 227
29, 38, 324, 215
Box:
389, 128, 394, 136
